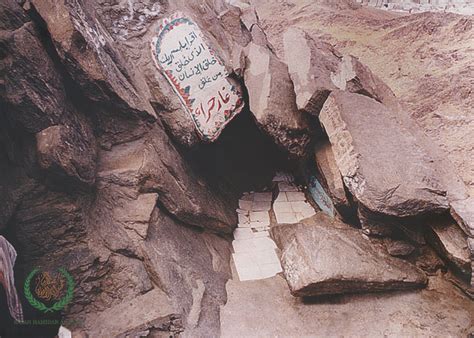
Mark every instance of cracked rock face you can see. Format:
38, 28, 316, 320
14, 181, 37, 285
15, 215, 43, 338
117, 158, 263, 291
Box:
270, 213, 427, 297
0, 0, 242, 335
427, 218, 471, 277
314, 139, 352, 220
97, 131, 237, 233
319, 90, 449, 218
1, 0, 473, 335
283, 27, 338, 115
244, 42, 312, 158
330, 55, 397, 107
36, 124, 97, 186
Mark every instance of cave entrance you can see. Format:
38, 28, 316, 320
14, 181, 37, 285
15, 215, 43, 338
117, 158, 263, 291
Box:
182, 101, 325, 282
184, 104, 298, 201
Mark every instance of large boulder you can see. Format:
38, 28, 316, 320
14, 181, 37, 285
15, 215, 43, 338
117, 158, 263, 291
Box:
244, 42, 312, 157
270, 213, 427, 297
314, 140, 352, 219
330, 55, 397, 107
319, 91, 449, 218
283, 28, 397, 116
97, 127, 237, 234
92, 0, 253, 147
29, 0, 156, 120
283, 27, 339, 115
143, 209, 232, 337
83, 289, 181, 337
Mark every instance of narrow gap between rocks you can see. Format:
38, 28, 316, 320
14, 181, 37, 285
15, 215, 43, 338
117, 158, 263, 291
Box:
183, 85, 299, 202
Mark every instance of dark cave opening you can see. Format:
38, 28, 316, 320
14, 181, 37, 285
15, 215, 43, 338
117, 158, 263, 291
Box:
183, 99, 298, 202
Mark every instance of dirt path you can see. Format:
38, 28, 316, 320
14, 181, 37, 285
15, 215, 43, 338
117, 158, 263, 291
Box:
220, 266, 473, 337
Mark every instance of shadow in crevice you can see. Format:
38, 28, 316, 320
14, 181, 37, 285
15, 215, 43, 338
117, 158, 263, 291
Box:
183, 85, 296, 202
299, 286, 424, 306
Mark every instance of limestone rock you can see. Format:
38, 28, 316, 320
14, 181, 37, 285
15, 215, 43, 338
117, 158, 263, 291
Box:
314, 140, 352, 218
270, 213, 427, 297
283, 27, 339, 115
112, 192, 158, 241
0, 18, 64, 132
384, 239, 416, 257
427, 220, 471, 277
84, 289, 181, 337
319, 91, 449, 218
143, 209, 232, 337
244, 42, 312, 157
330, 55, 397, 107
36, 124, 97, 186
0, 162, 35, 229
97, 130, 237, 234
450, 197, 474, 237
449, 197, 474, 285
415, 246, 446, 275
30, 0, 157, 120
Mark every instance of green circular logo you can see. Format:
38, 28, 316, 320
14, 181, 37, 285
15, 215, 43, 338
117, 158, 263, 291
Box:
24, 267, 74, 313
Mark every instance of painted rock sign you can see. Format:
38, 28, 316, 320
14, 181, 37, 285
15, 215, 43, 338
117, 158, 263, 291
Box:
152, 13, 244, 141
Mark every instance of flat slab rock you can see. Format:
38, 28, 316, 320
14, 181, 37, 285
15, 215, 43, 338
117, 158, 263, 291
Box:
270, 213, 427, 297
427, 220, 471, 276
319, 91, 448, 218
83, 288, 180, 337
314, 140, 352, 218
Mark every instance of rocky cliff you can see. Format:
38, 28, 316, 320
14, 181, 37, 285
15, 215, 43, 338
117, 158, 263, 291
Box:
0, 0, 473, 337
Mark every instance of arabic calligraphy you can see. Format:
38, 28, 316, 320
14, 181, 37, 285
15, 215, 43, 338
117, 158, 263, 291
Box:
35, 271, 65, 301
194, 86, 232, 122
152, 14, 243, 141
